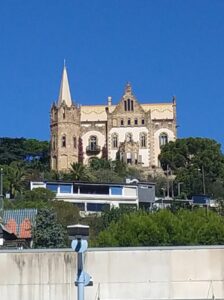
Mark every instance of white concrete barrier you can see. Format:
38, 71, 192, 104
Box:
0, 246, 223, 300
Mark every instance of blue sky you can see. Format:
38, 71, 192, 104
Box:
0, 0, 224, 148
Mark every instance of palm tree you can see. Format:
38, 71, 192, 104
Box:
70, 162, 88, 181
6, 162, 26, 198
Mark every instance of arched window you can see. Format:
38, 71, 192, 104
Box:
120, 119, 124, 126
112, 133, 118, 149
125, 99, 134, 111
62, 107, 66, 119
89, 136, 97, 151
127, 99, 130, 111
126, 133, 132, 142
127, 118, 131, 126
140, 133, 147, 148
73, 136, 77, 149
61, 135, 66, 148
124, 100, 127, 111
134, 118, 138, 125
159, 133, 168, 147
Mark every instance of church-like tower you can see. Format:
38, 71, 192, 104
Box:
50, 66, 80, 171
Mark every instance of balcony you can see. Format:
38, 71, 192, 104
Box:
86, 145, 101, 155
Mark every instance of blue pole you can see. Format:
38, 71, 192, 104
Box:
77, 252, 84, 300
71, 234, 92, 300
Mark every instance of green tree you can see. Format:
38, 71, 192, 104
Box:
51, 201, 80, 227
89, 158, 112, 171
13, 188, 55, 209
90, 169, 123, 183
95, 209, 224, 247
0, 137, 50, 170
32, 208, 66, 248
78, 137, 84, 164
4, 162, 26, 198
69, 162, 91, 181
159, 138, 224, 197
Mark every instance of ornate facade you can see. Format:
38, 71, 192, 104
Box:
50, 66, 177, 172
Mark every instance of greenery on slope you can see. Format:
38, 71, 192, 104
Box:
2, 136, 224, 248
159, 137, 224, 198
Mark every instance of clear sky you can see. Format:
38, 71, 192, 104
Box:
0, 0, 223, 147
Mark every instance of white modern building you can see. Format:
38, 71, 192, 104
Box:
30, 181, 155, 213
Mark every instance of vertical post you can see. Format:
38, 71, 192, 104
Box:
68, 224, 92, 300
77, 251, 84, 300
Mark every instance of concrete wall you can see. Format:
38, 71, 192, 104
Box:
0, 246, 224, 300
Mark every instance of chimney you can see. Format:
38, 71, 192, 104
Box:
107, 96, 112, 106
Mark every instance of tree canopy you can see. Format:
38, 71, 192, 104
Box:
94, 209, 224, 247
159, 138, 224, 197
32, 208, 66, 248
0, 137, 49, 167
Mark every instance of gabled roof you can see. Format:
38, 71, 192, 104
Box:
3, 209, 38, 239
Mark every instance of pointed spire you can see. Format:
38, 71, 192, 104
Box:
58, 64, 72, 107
125, 82, 132, 94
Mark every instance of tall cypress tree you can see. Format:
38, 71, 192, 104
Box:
78, 137, 84, 164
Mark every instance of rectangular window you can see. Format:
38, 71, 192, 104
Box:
80, 185, 109, 195
110, 186, 123, 195
134, 119, 138, 125
87, 203, 110, 212
124, 187, 137, 196
73, 185, 79, 193
142, 119, 145, 125
128, 119, 131, 125
59, 184, 72, 193
121, 119, 124, 126
46, 184, 58, 193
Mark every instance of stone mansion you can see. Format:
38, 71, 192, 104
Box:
50, 66, 177, 172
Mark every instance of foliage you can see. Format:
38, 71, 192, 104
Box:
13, 188, 55, 209
51, 201, 80, 227
32, 208, 66, 248
0, 137, 49, 169
95, 208, 224, 247
89, 158, 112, 171
2, 162, 26, 198
159, 138, 224, 197
101, 145, 108, 160
69, 162, 93, 181
78, 137, 84, 164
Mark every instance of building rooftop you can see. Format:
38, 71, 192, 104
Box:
3, 209, 38, 239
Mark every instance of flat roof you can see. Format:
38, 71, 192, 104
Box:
40, 180, 155, 186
